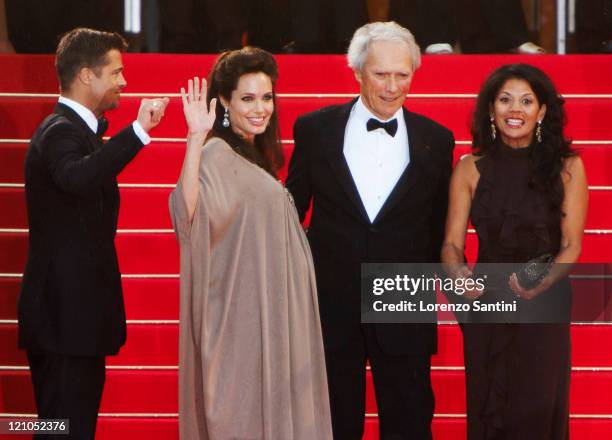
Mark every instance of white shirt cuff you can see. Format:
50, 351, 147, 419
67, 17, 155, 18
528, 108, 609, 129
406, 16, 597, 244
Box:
132, 121, 151, 145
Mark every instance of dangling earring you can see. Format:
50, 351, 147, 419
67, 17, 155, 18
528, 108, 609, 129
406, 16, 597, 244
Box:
222, 107, 230, 128
536, 120, 543, 143
490, 116, 496, 141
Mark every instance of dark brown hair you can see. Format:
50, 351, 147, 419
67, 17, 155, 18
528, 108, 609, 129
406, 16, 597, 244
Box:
207, 46, 284, 177
55, 28, 128, 92
471, 63, 575, 208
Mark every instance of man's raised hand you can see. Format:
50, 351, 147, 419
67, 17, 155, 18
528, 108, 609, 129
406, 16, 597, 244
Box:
137, 97, 170, 132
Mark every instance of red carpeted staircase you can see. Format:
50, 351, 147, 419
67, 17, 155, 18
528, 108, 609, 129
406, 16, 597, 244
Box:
1, 54, 611, 439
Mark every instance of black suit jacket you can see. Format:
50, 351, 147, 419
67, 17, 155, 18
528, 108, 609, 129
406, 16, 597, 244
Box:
286, 99, 454, 356
18, 103, 144, 357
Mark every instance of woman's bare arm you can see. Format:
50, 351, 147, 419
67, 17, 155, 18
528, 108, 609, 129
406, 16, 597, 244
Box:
178, 77, 217, 222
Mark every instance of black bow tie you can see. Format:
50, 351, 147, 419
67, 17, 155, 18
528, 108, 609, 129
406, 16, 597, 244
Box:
96, 117, 108, 138
366, 118, 398, 137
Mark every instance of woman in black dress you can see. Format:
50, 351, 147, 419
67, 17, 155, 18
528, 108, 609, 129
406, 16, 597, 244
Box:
442, 64, 588, 439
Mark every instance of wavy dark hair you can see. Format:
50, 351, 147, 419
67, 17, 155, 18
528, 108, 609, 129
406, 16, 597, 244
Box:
471, 63, 575, 208
207, 46, 284, 178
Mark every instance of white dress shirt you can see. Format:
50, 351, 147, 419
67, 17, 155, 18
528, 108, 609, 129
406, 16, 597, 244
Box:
343, 97, 410, 223
58, 96, 151, 145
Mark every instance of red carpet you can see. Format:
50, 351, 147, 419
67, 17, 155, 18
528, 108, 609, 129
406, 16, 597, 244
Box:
0, 54, 611, 439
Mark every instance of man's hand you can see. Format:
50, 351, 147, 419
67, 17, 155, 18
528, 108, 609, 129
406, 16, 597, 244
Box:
137, 97, 169, 132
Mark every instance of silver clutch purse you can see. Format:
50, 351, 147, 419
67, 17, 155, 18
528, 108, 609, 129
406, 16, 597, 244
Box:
516, 253, 554, 290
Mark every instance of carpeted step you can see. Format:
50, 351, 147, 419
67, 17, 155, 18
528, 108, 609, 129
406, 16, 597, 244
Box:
1, 54, 612, 94
0, 277, 179, 321
0, 232, 179, 274
2, 142, 611, 187
0, 274, 609, 322
1, 232, 611, 277
3, 416, 609, 440
2, 368, 612, 415
2, 186, 611, 230
0, 324, 179, 366
2, 323, 612, 368
0, 270, 608, 321
2, 96, 611, 142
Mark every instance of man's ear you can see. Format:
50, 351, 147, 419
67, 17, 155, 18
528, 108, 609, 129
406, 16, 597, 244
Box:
354, 69, 363, 85
77, 67, 94, 86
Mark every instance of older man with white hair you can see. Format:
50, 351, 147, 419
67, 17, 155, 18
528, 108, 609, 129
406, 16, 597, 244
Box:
286, 21, 455, 439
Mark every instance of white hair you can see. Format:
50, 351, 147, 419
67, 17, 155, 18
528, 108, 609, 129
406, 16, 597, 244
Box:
347, 21, 421, 72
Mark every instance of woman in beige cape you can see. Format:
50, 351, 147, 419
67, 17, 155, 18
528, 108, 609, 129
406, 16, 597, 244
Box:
168, 47, 332, 439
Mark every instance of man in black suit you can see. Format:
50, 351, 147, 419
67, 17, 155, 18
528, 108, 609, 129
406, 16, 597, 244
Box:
286, 22, 454, 439
18, 28, 168, 439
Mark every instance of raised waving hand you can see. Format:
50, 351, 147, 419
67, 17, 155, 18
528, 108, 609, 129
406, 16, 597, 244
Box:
178, 77, 218, 222
181, 77, 217, 136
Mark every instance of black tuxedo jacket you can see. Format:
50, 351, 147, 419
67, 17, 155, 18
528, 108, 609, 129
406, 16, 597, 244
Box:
286, 99, 454, 356
18, 104, 144, 357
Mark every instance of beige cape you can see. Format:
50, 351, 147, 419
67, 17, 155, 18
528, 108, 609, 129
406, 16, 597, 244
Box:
169, 138, 332, 439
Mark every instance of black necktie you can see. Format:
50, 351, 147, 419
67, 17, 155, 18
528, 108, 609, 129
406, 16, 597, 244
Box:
366, 118, 398, 137
96, 117, 108, 138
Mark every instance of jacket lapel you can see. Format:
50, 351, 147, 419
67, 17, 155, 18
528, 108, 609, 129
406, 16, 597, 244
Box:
324, 98, 370, 222
54, 103, 102, 153
374, 108, 432, 223
54, 103, 112, 217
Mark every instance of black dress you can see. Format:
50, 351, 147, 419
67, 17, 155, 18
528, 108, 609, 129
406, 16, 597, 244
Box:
465, 143, 571, 439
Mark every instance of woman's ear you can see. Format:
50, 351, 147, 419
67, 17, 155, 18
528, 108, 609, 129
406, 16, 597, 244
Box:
538, 103, 547, 122
219, 96, 229, 110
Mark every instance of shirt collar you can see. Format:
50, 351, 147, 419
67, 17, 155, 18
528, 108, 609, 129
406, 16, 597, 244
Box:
58, 96, 98, 134
353, 96, 404, 124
